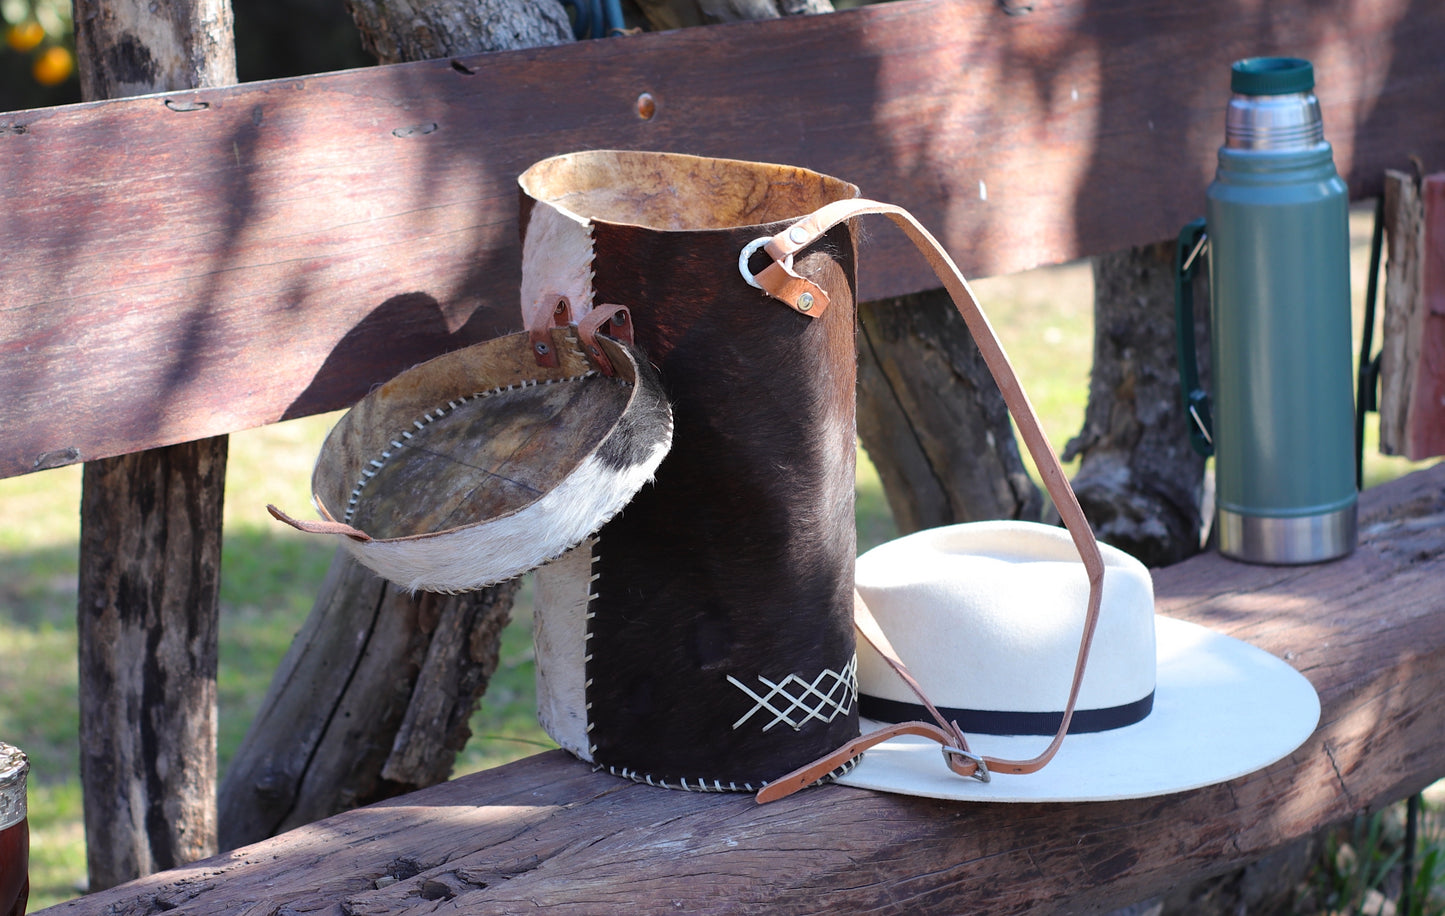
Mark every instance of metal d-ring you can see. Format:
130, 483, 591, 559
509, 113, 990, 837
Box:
739, 236, 792, 290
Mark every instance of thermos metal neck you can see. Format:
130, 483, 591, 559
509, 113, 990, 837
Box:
1225, 91, 1324, 150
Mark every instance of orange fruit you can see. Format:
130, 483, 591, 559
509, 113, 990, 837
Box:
6, 21, 45, 52
32, 45, 73, 86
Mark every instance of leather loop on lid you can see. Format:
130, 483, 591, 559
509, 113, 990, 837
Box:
527, 293, 575, 368
577, 303, 634, 377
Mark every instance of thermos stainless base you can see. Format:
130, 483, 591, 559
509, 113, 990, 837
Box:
1217, 504, 1357, 565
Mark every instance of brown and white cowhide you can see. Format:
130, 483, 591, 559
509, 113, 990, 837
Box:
521, 151, 863, 791
270, 326, 672, 594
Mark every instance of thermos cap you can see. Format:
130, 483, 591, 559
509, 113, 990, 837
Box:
1225, 57, 1324, 150
0, 742, 26, 830
1231, 57, 1314, 96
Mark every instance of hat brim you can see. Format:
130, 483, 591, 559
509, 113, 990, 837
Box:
835, 615, 1319, 803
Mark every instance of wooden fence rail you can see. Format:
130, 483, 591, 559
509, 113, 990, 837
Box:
3, 0, 1444, 480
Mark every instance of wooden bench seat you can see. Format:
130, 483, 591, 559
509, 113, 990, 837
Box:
39, 461, 1445, 916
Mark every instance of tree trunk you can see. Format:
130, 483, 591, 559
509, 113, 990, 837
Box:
856, 244, 1208, 565
857, 289, 1042, 532
632, 0, 828, 31
1062, 241, 1209, 567
218, 554, 519, 847
694, 0, 831, 21
73, 0, 236, 892
216, 0, 567, 852
75, 0, 236, 101
346, 0, 571, 64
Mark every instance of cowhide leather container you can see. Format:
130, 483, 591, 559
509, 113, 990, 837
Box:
519, 151, 861, 792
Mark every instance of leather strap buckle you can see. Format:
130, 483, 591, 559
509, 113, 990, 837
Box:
942, 746, 991, 783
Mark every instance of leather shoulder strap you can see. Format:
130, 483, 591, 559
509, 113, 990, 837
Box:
750, 199, 1107, 803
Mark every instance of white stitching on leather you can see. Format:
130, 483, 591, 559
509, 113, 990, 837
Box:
727, 656, 858, 733
599, 756, 859, 794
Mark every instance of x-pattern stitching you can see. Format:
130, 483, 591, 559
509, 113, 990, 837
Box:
727, 656, 858, 732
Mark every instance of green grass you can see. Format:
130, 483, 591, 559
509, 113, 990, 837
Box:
2, 211, 1440, 910
1309, 792, 1445, 916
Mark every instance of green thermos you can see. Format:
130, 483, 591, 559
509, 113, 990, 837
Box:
1176, 57, 1357, 564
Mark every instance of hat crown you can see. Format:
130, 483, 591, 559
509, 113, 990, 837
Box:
855, 522, 1156, 725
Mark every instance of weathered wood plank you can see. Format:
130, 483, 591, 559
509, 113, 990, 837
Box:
39, 462, 1445, 916
3, 0, 1443, 479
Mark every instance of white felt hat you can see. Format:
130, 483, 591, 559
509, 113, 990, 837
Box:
838, 521, 1320, 802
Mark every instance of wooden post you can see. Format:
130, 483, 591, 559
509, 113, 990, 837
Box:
217, 552, 521, 847
73, 0, 237, 891
1380, 169, 1445, 461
